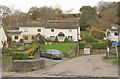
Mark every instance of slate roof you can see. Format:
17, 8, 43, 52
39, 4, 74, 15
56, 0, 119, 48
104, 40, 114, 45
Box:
19, 22, 44, 27
7, 27, 19, 30
7, 31, 22, 35
45, 20, 78, 29
109, 26, 119, 31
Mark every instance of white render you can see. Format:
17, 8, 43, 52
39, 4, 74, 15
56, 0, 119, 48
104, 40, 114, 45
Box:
8, 27, 45, 42
19, 27, 45, 36
0, 26, 8, 49
45, 27, 80, 42
104, 26, 120, 42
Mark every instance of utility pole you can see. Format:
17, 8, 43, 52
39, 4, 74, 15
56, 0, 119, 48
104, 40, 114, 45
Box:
77, 20, 80, 56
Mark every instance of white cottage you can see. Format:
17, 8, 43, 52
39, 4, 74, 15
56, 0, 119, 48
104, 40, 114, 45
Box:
7, 20, 81, 42
45, 20, 80, 42
7, 23, 45, 42
0, 18, 8, 49
104, 26, 120, 42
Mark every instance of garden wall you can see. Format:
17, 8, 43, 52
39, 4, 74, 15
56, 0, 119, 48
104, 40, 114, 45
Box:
79, 49, 107, 55
63, 50, 77, 58
45, 42, 77, 45
13, 59, 45, 71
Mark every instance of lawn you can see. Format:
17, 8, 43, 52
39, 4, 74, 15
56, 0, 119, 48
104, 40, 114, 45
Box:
41, 44, 77, 53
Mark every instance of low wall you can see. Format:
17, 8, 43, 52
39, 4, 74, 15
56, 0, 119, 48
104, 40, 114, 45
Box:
79, 49, 107, 55
13, 59, 45, 71
63, 50, 77, 58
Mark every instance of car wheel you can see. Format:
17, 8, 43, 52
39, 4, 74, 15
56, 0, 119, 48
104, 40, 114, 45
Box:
40, 53, 43, 57
50, 55, 54, 60
59, 58, 62, 60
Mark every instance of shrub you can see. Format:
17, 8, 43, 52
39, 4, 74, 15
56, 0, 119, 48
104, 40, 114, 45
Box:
92, 42, 108, 49
20, 39, 24, 43
54, 36, 58, 42
13, 52, 28, 60
84, 36, 99, 44
90, 29, 105, 39
80, 23, 91, 30
79, 42, 85, 49
64, 37, 68, 42
25, 44, 39, 56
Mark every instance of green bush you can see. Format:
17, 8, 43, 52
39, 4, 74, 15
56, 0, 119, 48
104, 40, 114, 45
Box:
84, 36, 99, 44
54, 36, 58, 42
64, 37, 68, 42
79, 42, 85, 49
92, 42, 108, 49
20, 39, 24, 43
80, 23, 91, 30
13, 52, 28, 60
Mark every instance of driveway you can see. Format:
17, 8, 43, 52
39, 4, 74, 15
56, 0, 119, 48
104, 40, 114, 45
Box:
2, 54, 118, 77
37, 57, 67, 67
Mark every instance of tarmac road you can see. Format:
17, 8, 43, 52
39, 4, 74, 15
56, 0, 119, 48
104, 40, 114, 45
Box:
2, 54, 118, 77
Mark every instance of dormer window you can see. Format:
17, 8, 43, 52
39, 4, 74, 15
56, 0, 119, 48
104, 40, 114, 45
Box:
51, 29, 54, 32
38, 29, 41, 32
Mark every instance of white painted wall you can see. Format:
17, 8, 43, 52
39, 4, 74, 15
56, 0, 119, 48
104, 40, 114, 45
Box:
45, 28, 78, 41
19, 27, 45, 36
0, 26, 8, 49
11, 34, 22, 42
104, 29, 120, 42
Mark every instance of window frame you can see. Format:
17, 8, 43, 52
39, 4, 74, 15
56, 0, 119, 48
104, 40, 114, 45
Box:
38, 29, 41, 32
51, 29, 54, 32
15, 36, 18, 40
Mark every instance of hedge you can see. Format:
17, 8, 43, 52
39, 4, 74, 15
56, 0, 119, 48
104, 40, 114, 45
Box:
92, 42, 108, 49
84, 36, 99, 44
13, 52, 28, 60
79, 42, 85, 49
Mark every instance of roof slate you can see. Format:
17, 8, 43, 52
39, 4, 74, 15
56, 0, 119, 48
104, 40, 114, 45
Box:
19, 23, 44, 27
7, 27, 19, 30
7, 31, 22, 35
45, 20, 78, 29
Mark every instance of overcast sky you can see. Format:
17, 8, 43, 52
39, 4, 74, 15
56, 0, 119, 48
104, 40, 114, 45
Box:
0, 0, 119, 13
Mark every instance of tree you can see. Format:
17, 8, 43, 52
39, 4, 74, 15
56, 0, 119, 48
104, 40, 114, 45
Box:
0, 5, 12, 18
64, 37, 68, 42
54, 36, 58, 42
79, 6, 98, 25
28, 6, 63, 21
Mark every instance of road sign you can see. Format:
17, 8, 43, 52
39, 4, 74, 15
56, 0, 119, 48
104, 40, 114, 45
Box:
112, 42, 119, 47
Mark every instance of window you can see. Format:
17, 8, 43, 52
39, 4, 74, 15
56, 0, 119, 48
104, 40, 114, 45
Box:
114, 32, 119, 36
15, 36, 18, 39
24, 36, 28, 40
51, 29, 54, 32
68, 36, 73, 40
38, 29, 41, 32
69, 29, 72, 32
50, 36, 55, 41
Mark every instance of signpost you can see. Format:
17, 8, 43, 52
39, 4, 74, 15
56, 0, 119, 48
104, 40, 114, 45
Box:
112, 42, 119, 59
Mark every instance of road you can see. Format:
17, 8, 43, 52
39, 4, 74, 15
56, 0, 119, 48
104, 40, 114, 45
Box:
2, 54, 118, 77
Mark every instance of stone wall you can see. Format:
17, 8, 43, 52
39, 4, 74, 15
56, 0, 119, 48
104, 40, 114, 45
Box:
63, 50, 77, 58
13, 59, 45, 71
79, 49, 107, 55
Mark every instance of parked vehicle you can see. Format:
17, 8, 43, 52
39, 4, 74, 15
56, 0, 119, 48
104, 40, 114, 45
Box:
40, 49, 64, 60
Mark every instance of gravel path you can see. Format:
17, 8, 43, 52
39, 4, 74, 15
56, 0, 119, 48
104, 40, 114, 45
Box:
2, 54, 118, 77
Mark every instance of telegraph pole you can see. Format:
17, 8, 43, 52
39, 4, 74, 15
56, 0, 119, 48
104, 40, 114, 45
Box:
77, 19, 80, 56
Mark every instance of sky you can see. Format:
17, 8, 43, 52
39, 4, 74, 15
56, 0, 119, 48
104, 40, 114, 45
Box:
0, 0, 120, 13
